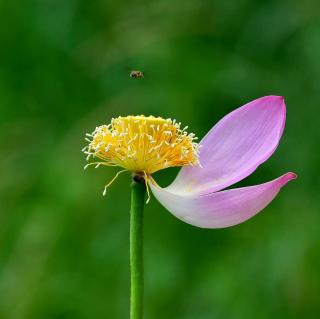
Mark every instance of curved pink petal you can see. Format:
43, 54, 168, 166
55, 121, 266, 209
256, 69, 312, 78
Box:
168, 96, 287, 195
149, 172, 296, 228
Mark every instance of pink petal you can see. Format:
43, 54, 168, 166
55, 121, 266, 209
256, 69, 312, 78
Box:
169, 96, 287, 195
149, 173, 296, 228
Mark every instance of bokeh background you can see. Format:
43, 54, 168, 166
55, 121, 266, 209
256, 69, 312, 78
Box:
1, 0, 319, 318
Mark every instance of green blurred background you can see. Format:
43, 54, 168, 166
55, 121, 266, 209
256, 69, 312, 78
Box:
0, 0, 319, 318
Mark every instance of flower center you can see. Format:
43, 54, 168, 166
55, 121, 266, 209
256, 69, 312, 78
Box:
83, 115, 200, 174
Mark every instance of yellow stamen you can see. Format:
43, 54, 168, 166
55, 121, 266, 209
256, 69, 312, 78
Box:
143, 171, 151, 204
102, 170, 128, 196
84, 162, 118, 170
84, 115, 200, 174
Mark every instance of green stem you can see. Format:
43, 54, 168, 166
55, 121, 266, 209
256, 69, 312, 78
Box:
130, 176, 146, 319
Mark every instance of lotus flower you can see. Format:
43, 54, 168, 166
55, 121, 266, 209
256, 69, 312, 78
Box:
83, 95, 296, 228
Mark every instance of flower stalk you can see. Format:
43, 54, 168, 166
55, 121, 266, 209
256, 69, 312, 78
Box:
130, 174, 146, 319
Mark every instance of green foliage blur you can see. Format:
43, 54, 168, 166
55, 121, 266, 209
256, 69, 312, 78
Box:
0, 0, 319, 318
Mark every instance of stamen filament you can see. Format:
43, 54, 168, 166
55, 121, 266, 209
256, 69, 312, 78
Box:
103, 170, 128, 196
143, 171, 151, 204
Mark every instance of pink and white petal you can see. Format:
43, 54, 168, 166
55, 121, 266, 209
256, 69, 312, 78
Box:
149, 172, 296, 229
168, 96, 287, 195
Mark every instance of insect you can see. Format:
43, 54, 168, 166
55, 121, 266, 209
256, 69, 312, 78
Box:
129, 70, 144, 79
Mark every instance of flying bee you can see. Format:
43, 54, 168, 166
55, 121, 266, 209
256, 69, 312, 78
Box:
129, 70, 144, 79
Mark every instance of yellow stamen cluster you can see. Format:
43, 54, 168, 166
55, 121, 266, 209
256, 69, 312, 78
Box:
83, 115, 200, 174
